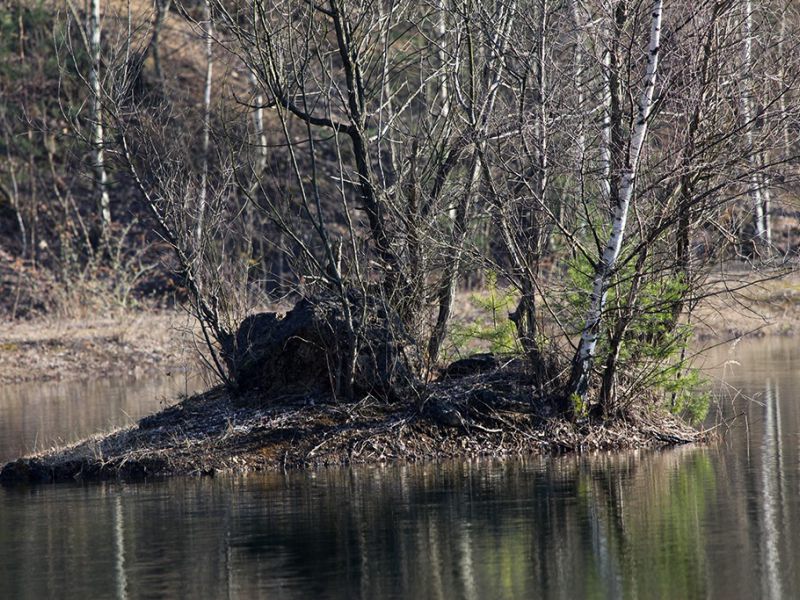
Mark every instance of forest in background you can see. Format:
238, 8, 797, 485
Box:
2, 0, 800, 421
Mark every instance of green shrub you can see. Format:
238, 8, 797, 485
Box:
447, 272, 521, 358
563, 253, 708, 420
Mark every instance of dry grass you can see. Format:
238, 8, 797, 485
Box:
0, 310, 200, 384
692, 267, 800, 340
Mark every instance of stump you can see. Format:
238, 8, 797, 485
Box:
223, 293, 420, 401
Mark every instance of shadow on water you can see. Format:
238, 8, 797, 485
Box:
0, 337, 798, 599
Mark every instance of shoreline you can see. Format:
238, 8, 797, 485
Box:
4, 267, 800, 385
691, 270, 800, 341
0, 310, 198, 385
0, 369, 710, 485
1, 274, 791, 485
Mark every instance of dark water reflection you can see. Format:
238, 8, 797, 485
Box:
0, 338, 798, 599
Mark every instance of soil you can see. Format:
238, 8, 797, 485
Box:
0, 363, 710, 485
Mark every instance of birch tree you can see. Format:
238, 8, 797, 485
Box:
565, 0, 664, 409
89, 0, 111, 240
740, 0, 768, 250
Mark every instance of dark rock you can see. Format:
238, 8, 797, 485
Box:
441, 353, 498, 380
222, 293, 420, 401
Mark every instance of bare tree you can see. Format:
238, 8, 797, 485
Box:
36, 0, 800, 416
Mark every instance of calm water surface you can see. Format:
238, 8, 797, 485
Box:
1, 338, 799, 599
0, 373, 201, 463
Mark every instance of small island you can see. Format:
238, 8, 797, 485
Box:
4, 0, 800, 597
1, 291, 708, 484
1, 0, 795, 484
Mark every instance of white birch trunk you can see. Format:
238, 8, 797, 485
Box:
534, 0, 548, 203
762, 171, 772, 247
437, 3, 449, 121
195, 0, 213, 248
778, 7, 790, 155
568, 0, 663, 403
740, 0, 766, 245
89, 0, 111, 235
248, 5, 266, 195
438, 2, 456, 221
599, 48, 612, 203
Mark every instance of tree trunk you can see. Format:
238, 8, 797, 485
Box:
149, 0, 171, 87
598, 248, 647, 411
427, 152, 481, 366
778, 5, 790, 156
426, 0, 516, 367
565, 0, 663, 411
740, 0, 768, 250
248, 69, 267, 193
672, 2, 721, 325
195, 0, 213, 249
89, 0, 111, 239
571, 0, 586, 167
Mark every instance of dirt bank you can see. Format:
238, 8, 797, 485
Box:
692, 269, 800, 341
0, 311, 198, 385
0, 362, 709, 484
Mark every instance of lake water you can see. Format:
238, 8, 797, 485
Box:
1, 338, 798, 599
0, 373, 201, 464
